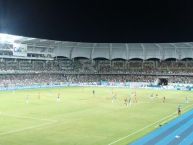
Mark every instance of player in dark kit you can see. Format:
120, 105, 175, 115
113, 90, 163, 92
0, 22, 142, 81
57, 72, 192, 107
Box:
124, 97, 128, 106
178, 105, 181, 116
92, 90, 95, 96
57, 93, 60, 102
163, 96, 166, 103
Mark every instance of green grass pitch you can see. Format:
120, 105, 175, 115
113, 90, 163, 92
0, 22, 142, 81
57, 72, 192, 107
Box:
0, 87, 192, 145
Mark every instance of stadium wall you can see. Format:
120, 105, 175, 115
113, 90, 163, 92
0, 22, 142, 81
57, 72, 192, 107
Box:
1, 82, 193, 91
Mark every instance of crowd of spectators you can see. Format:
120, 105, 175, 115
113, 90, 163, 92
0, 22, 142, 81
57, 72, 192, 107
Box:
0, 58, 192, 88
0, 58, 193, 75
0, 74, 65, 88
0, 73, 193, 88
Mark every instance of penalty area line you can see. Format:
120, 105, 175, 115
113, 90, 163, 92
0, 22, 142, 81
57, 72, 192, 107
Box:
107, 104, 193, 145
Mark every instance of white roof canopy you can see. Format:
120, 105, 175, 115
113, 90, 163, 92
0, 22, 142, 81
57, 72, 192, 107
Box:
1, 33, 193, 60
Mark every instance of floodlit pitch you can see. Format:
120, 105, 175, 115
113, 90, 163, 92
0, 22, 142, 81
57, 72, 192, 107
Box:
0, 87, 192, 145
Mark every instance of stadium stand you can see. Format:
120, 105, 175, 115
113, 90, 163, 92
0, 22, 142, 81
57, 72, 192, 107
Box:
1, 33, 193, 88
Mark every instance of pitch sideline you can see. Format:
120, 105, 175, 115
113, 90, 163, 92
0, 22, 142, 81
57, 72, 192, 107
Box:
108, 103, 193, 145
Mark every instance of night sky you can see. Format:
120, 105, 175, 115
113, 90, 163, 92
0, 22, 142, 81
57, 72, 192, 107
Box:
0, 0, 193, 43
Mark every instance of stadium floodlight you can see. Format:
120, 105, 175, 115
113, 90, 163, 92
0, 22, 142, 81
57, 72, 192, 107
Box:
0, 33, 23, 44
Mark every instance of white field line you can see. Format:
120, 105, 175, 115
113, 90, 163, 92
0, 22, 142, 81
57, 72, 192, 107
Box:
0, 121, 57, 136
108, 104, 193, 145
0, 113, 57, 122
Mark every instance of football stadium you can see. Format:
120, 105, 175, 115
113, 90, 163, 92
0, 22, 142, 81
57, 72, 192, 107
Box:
0, 33, 193, 145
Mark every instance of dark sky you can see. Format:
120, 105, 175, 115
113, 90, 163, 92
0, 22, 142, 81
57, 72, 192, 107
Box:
0, 0, 193, 43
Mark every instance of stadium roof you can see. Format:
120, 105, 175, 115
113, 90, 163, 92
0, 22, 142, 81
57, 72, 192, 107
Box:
1, 33, 193, 49
1, 33, 193, 60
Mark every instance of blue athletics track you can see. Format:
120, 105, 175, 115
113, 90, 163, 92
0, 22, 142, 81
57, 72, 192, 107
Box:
131, 109, 193, 145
